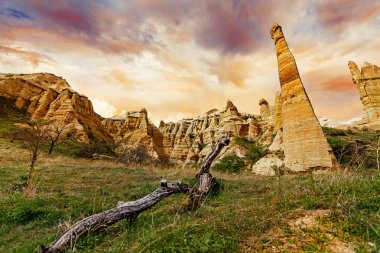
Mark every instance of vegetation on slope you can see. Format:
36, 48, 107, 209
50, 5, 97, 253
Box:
0, 136, 379, 252
323, 127, 380, 169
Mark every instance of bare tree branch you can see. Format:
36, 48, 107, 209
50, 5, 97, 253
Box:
40, 180, 193, 253
46, 121, 68, 154
40, 137, 230, 253
16, 120, 49, 196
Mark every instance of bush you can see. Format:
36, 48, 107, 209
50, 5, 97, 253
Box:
73, 139, 115, 158
245, 142, 268, 165
234, 137, 268, 165
118, 144, 151, 165
154, 157, 175, 168
213, 155, 245, 173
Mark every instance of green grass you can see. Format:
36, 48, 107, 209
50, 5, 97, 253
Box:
0, 140, 379, 252
323, 127, 380, 169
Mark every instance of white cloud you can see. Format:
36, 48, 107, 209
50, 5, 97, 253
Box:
91, 99, 117, 118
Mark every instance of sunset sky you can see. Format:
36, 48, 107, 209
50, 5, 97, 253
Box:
0, 0, 379, 124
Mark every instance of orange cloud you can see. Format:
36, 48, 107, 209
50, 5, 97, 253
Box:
0, 45, 54, 67
210, 56, 251, 87
320, 75, 356, 92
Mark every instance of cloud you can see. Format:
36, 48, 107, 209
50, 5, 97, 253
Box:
319, 75, 356, 92
0, 45, 54, 67
209, 55, 252, 87
0, 7, 32, 20
0, 0, 378, 125
194, 0, 265, 54
316, 0, 380, 31
0, 1, 155, 55
91, 98, 117, 118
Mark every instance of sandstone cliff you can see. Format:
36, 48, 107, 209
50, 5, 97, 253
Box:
102, 108, 166, 158
348, 61, 380, 129
0, 73, 110, 142
104, 99, 275, 164
268, 23, 336, 172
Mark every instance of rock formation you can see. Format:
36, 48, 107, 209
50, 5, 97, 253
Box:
104, 100, 275, 164
273, 91, 282, 133
348, 61, 380, 129
269, 23, 336, 172
0, 73, 111, 142
103, 108, 166, 158
259, 99, 271, 119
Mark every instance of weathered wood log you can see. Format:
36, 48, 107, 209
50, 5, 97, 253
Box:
197, 137, 230, 193
188, 137, 230, 207
40, 180, 193, 253
40, 137, 230, 253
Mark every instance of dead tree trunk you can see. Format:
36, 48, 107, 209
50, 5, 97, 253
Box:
189, 137, 230, 207
40, 181, 193, 253
40, 137, 230, 253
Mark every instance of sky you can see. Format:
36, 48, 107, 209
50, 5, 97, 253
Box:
0, 0, 379, 125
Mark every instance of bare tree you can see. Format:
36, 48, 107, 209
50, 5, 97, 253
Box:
18, 121, 49, 196
46, 121, 67, 154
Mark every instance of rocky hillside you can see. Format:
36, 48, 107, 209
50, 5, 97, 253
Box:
103, 99, 275, 165
0, 73, 111, 142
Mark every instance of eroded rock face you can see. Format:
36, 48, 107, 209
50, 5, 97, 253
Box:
270, 23, 336, 172
0, 73, 110, 142
103, 108, 167, 158
105, 100, 275, 163
259, 99, 272, 119
273, 91, 283, 133
348, 61, 380, 129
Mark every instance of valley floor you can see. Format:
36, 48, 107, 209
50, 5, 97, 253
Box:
0, 138, 379, 252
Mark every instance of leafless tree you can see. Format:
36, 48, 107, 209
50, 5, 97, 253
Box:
17, 120, 49, 196
46, 121, 67, 154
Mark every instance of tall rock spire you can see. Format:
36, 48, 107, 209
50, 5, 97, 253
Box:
270, 23, 336, 171
348, 61, 380, 125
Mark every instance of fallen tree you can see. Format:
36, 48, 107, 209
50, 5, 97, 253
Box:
40, 137, 230, 253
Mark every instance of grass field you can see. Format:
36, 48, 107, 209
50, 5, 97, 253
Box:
0, 104, 379, 252
0, 136, 379, 252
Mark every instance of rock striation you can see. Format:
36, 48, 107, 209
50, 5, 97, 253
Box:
269, 23, 336, 172
104, 100, 275, 164
348, 61, 380, 129
0, 73, 110, 142
102, 108, 166, 158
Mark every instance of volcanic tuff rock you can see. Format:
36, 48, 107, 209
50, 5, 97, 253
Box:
104, 100, 276, 164
102, 108, 166, 158
348, 61, 380, 129
0, 73, 110, 142
269, 23, 336, 172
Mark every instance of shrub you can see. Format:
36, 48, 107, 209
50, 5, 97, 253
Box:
234, 137, 268, 166
73, 139, 115, 158
245, 142, 268, 165
198, 143, 207, 151
213, 155, 245, 173
234, 136, 251, 147
118, 144, 151, 165
154, 157, 175, 168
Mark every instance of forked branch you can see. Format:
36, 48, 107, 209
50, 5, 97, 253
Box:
40, 137, 230, 253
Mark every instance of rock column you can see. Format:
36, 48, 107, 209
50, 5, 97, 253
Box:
348, 61, 380, 124
270, 23, 335, 171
